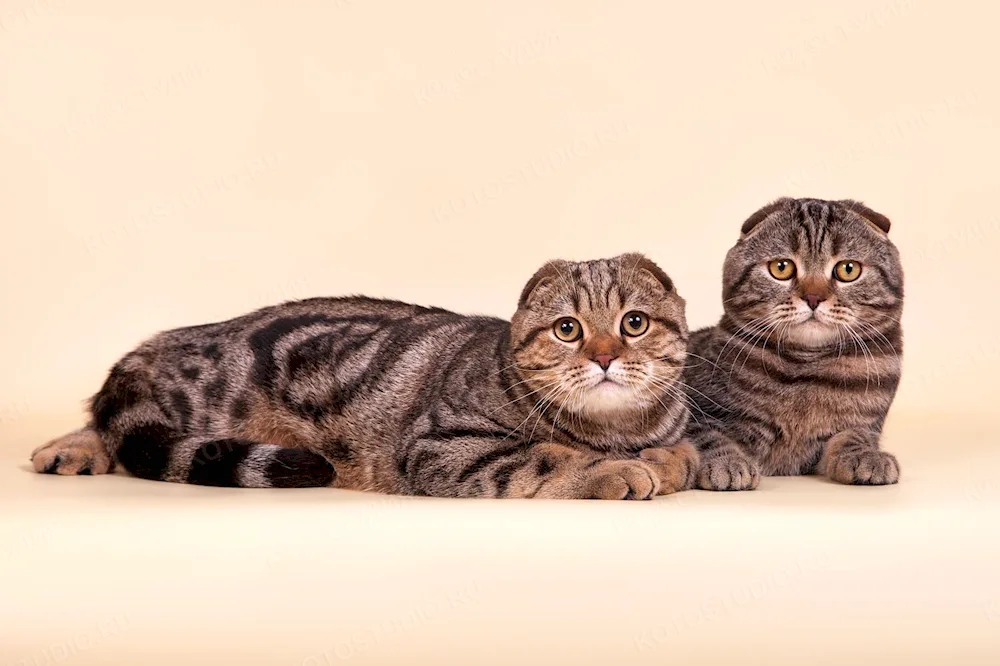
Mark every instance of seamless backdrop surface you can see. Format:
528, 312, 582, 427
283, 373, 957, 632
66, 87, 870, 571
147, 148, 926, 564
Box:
1, 0, 999, 664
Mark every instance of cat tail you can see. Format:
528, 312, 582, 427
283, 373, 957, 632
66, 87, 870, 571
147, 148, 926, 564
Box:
180, 439, 335, 488
32, 423, 335, 488
32, 359, 334, 489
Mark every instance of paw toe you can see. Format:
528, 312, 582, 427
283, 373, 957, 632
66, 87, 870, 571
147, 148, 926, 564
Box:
585, 461, 658, 500
586, 473, 630, 500
697, 457, 759, 491
32, 445, 111, 476
31, 429, 112, 476
41, 454, 62, 474
854, 458, 875, 484
828, 450, 899, 486
622, 465, 657, 500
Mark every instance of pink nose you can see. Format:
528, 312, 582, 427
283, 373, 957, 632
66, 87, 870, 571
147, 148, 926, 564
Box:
804, 293, 827, 310
593, 354, 617, 371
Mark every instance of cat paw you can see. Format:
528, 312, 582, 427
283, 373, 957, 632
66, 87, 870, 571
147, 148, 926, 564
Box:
696, 454, 760, 491
582, 459, 659, 500
31, 429, 113, 476
826, 449, 899, 486
639, 441, 699, 494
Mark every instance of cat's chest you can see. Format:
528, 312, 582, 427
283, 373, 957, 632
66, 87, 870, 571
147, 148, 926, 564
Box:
770, 386, 863, 439
752, 386, 863, 475
751, 352, 897, 439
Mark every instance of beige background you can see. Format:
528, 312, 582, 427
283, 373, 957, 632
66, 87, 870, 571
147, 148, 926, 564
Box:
1, 0, 999, 664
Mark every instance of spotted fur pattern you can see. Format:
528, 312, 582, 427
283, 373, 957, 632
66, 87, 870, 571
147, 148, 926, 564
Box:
32, 253, 697, 499
684, 198, 903, 490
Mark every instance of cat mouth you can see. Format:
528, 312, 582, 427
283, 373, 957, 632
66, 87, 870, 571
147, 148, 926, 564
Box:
796, 312, 830, 326
786, 316, 843, 347
589, 375, 632, 392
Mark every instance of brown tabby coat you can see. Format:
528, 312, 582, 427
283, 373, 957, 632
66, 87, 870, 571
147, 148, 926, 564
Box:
684, 198, 903, 490
32, 254, 698, 499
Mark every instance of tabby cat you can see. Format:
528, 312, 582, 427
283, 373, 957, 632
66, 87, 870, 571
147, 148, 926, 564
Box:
32, 253, 698, 499
684, 198, 903, 490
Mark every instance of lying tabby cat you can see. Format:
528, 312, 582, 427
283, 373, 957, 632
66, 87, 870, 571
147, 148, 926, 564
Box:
685, 198, 903, 490
32, 253, 698, 499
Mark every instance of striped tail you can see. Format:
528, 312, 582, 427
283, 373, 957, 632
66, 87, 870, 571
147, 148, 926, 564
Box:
112, 422, 336, 487
33, 425, 335, 488
183, 439, 335, 488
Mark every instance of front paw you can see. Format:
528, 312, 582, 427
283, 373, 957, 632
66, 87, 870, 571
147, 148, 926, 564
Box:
826, 449, 899, 486
696, 453, 760, 491
582, 459, 659, 500
639, 441, 699, 494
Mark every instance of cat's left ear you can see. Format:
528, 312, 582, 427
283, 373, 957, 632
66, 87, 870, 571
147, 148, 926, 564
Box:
619, 253, 675, 294
740, 198, 794, 237
839, 199, 891, 234
518, 259, 571, 308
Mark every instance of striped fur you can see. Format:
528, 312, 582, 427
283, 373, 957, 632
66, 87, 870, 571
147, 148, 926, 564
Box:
31, 253, 697, 499
684, 198, 904, 489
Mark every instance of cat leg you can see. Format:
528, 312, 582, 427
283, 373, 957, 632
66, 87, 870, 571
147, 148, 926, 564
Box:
31, 427, 114, 475
822, 429, 899, 486
638, 440, 700, 494
401, 436, 669, 499
689, 429, 760, 491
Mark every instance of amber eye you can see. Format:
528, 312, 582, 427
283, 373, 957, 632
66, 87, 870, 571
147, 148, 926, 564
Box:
833, 260, 862, 282
553, 317, 583, 342
768, 259, 796, 281
621, 311, 649, 337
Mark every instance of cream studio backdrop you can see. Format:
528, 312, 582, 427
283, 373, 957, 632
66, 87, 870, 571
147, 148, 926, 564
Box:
1, 0, 999, 664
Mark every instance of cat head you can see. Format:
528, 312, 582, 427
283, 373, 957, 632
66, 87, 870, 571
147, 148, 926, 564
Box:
510, 253, 688, 420
722, 197, 904, 349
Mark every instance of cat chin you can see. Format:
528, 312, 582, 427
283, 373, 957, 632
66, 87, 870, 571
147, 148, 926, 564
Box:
573, 381, 646, 420
785, 320, 841, 348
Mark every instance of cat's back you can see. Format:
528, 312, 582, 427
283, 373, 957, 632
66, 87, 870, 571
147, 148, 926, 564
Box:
103, 294, 506, 444
687, 326, 718, 353
137, 295, 478, 353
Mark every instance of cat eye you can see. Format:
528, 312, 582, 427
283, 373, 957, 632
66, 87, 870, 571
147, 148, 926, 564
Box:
833, 260, 863, 282
553, 317, 583, 342
768, 259, 797, 281
620, 311, 649, 337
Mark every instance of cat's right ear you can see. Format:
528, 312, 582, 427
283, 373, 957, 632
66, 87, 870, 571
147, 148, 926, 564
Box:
740, 198, 793, 237
838, 199, 891, 234
518, 260, 570, 309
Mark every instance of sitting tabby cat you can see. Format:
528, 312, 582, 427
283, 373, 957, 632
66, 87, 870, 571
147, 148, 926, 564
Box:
685, 198, 903, 490
32, 253, 698, 499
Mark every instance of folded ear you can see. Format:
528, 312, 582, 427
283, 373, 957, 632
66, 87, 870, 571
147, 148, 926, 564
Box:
518, 259, 570, 308
838, 199, 891, 234
618, 252, 674, 293
740, 198, 794, 236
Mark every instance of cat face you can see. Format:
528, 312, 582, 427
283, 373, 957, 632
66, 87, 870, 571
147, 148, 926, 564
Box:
510, 253, 688, 420
722, 198, 904, 349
